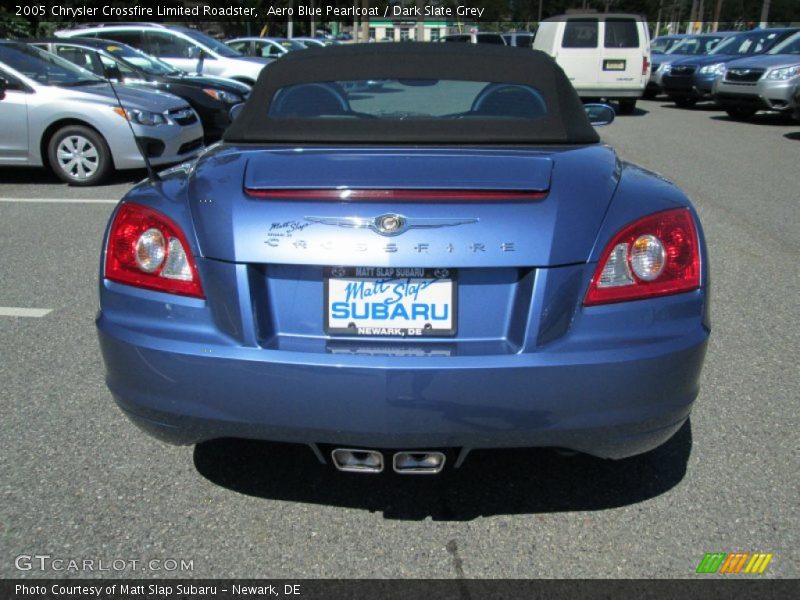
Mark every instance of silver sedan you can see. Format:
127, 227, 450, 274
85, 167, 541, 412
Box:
0, 42, 204, 185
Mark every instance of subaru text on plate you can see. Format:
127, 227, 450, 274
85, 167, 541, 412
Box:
96, 45, 710, 474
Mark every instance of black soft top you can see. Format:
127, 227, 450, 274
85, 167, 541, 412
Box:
224, 43, 599, 145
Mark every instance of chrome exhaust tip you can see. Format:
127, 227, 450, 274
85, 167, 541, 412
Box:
393, 451, 446, 474
331, 448, 384, 473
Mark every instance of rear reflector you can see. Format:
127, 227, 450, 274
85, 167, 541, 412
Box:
245, 188, 548, 202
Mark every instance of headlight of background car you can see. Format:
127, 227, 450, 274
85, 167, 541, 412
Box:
113, 107, 168, 126
699, 63, 726, 76
658, 63, 670, 73
766, 65, 800, 80
202, 88, 244, 103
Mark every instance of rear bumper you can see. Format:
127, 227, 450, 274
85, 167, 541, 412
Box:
577, 88, 644, 99
97, 287, 709, 459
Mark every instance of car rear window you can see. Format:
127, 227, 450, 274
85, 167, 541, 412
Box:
604, 19, 640, 48
476, 34, 505, 45
268, 80, 548, 120
225, 44, 599, 145
442, 35, 470, 43
563, 19, 598, 48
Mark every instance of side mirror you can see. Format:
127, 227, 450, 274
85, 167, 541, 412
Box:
229, 103, 245, 122
584, 103, 615, 127
0, 77, 7, 101
187, 46, 202, 60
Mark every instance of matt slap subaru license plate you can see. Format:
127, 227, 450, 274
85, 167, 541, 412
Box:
325, 267, 457, 337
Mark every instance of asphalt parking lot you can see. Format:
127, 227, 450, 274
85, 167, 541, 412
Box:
1, 100, 798, 579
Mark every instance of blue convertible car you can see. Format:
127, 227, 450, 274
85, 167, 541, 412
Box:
97, 44, 709, 474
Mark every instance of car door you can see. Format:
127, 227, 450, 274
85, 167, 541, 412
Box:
0, 69, 29, 163
598, 18, 648, 90
557, 18, 601, 91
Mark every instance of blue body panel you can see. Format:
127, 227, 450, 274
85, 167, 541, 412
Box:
97, 143, 710, 461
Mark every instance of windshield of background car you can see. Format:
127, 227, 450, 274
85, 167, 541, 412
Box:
267, 80, 548, 120
710, 31, 782, 55
651, 37, 680, 53
768, 32, 800, 55
103, 43, 178, 75
0, 44, 102, 86
279, 39, 307, 51
182, 29, 241, 58
667, 35, 724, 55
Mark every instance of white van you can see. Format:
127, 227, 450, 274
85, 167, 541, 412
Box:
533, 13, 650, 114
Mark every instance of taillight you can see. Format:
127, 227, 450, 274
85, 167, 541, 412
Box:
104, 203, 204, 298
584, 208, 700, 306
642, 56, 650, 76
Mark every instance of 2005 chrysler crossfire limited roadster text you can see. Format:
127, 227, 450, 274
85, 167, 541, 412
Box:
97, 44, 709, 474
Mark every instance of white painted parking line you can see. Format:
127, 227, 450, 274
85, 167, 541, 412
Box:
0, 198, 118, 204
0, 307, 53, 318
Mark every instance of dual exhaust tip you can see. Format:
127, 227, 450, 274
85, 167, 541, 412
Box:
331, 448, 446, 474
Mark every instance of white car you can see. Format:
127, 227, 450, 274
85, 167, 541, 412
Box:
0, 41, 203, 185
56, 24, 271, 85
533, 13, 651, 114
226, 37, 307, 59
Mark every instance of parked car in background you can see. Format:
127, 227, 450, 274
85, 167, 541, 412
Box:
661, 27, 799, 108
712, 30, 800, 120
56, 23, 271, 85
533, 13, 651, 114
646, 33, 729, 98
27, 38, 249, 140
793, 82, 800, 120
0, 41, 203, 185
502, 31, 535, 48
651, 34, 687, 55
441, 32, 506, 44
292, 37, 334, 49
226, 37, 307, 59
96, 44, 709, 472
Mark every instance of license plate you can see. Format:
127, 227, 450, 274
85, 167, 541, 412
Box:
324, 267, 456, 337
603, 59, 626, 71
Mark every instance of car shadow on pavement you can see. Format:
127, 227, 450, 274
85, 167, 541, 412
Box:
784, 131, 800, 141
616, 105, 649, 117
0, 166, 147, 186
193, 420, 692, 521
710, 113, 798, 126
660, 103, 721, 112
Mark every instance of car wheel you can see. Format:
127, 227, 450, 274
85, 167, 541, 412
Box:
673, 97, 697, 108
618, 99, 637, 115
724, 106, 757, 121
47, 125, 112, 186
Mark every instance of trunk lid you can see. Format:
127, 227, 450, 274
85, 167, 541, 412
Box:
188, 145, 619, 268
